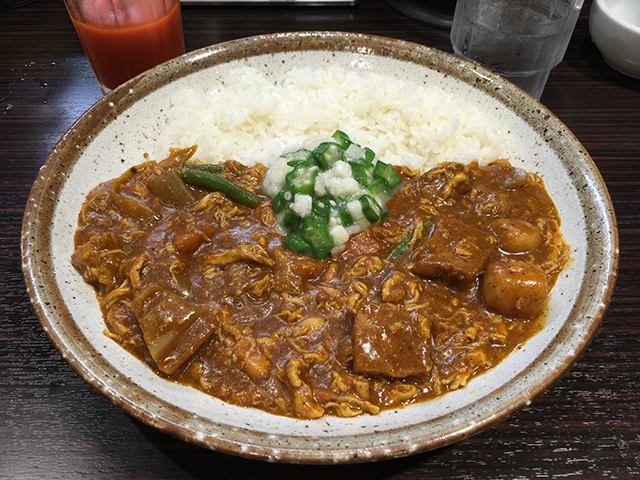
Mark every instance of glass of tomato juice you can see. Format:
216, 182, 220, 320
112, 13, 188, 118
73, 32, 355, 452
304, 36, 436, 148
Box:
63, 0, 185, 94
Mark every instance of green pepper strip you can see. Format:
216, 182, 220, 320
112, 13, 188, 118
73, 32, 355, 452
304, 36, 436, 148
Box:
179, 168, 263, 208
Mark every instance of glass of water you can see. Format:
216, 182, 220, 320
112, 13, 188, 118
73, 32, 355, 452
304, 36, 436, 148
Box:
450, 0, 584, 100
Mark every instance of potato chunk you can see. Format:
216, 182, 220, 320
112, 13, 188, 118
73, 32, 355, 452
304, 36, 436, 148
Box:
352, 302, 432, 378
481, 261, 548, 318
491, 218, 542, 253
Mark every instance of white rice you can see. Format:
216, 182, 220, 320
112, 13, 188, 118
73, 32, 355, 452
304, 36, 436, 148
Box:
156, 65, 507, 171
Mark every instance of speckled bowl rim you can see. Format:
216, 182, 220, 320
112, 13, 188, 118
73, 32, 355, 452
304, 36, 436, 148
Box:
21, 31, 618, 464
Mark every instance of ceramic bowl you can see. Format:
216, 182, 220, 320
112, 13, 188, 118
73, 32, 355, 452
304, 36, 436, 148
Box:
21, 31, 618, 464
590, 0, 640, 79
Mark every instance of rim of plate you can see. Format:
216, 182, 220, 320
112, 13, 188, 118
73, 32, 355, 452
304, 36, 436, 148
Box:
21, 31, 619, 464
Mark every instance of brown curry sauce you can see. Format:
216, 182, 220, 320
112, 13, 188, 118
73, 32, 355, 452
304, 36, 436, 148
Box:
72, 148, 570, 419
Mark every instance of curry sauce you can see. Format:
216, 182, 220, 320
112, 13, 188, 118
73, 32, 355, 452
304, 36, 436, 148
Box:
72, 148, 570, 419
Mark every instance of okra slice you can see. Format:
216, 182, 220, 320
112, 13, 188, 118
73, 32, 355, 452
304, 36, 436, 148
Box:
272, 189, 291, 213
282, 148, 315, 167
331, 130, 352, 149
300, 217, 334, 260
372, 161, 402, 189
282, 206, 302, 230
349, 162, 372, 187
312, 197, 333, 218
369, 179, 391, 203
364, 147, 376, 164
284, 232, 312, 256
334, 202, 355, 226
313, 142, 345, 171
285, 165, 318, 196
359, 194, 386, 223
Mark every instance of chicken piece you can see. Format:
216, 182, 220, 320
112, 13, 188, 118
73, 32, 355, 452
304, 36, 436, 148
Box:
272, 249, 325, 294
381, 271, 411, 303
293, 383, 325, 419
205, 243, 274, 266
409, 216, 496, 285
131, 287, 218, 375
338, 231, 383, 266
237, 336, 272, 381
71, 231, 124, 287
352, 301, 432, 378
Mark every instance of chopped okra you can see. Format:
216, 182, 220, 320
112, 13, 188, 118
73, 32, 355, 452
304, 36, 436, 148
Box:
262, 130, 403, 259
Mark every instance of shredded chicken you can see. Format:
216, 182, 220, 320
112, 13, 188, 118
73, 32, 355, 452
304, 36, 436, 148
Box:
72, 150, 569, 419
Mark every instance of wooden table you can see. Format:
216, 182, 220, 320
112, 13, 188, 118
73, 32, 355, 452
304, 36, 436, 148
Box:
1, 0, 639, 477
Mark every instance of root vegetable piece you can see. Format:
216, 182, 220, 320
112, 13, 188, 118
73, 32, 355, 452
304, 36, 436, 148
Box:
132, 287, 218, 374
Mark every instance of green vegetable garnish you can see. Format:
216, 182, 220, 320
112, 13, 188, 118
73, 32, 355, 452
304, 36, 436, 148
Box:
372, 160, 402, 189
272, 189, 290, 213
350, 162, 372, 187
313, 142, 345, 170
331, 130, 352, 149
285, 165, 318, 196
299, 217, 334, 260
283, 148, 315, 167
283, 232, 312, 256
368, 179, 391, 201
282, 206, 302, 230
335, 202, 354, 226
269, 130, 404, 259
359, 194, 386, 223
387, 229, 414, 263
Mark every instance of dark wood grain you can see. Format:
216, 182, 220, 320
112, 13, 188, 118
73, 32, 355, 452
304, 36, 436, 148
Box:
1, 0, 639, 478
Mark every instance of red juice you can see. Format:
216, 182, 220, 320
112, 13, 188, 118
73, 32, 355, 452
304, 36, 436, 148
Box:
71, 1, 185, 93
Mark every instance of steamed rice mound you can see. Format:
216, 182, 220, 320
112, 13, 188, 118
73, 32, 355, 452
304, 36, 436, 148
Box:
157, 65, 506, 170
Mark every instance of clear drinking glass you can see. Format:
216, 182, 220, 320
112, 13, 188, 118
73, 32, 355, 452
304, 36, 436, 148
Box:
450, 0, 584, 100
63, 0, 185, 95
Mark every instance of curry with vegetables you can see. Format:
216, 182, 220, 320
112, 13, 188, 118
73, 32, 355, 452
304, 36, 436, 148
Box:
72, 145, 570, 419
